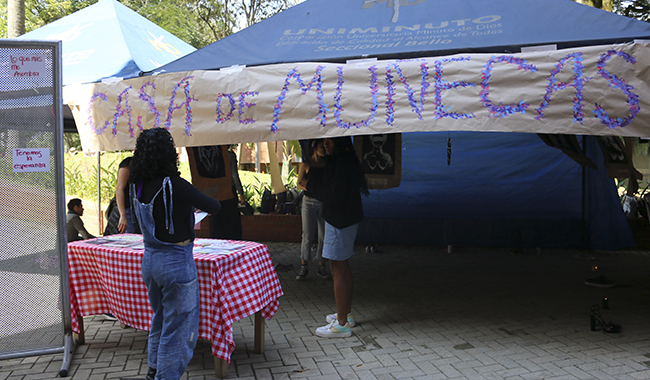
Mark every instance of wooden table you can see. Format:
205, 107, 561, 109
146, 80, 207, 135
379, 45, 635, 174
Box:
67, 234, 283, 378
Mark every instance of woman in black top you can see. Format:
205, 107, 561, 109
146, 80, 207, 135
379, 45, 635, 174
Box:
303, 136, 368, 338
130, 128, 221, 380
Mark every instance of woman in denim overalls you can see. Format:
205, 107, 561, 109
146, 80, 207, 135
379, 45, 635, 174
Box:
129, 128, 221, 380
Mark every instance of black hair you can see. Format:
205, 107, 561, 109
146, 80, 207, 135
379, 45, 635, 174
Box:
129, 128, 179, 184
67, 198, 82, 212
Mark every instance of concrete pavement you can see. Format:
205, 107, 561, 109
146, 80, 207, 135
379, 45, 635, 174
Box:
2, 242, 650, 379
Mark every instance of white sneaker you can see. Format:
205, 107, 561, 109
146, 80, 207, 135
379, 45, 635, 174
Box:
315, 320, 352, 338
326, 312, 356, 327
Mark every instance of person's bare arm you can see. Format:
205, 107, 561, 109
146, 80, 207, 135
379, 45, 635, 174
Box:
297, 161, 310, 191
115, 166, 130, 233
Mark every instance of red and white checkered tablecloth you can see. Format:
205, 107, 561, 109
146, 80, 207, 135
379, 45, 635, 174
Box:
67, 234, 283, 363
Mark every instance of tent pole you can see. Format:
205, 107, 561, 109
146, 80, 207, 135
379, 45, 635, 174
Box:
97, 152, 101, 236
581, 136, 587, 251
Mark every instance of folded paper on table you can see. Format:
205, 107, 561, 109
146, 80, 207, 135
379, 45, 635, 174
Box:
193, 239, 247, 255
194, 211, 208, 229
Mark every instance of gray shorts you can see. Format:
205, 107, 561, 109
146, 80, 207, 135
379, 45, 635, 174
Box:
322, 222, 358, 261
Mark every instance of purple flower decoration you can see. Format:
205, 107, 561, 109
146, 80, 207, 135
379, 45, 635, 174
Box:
480, 56, 538, 118
384, 68, 396, 126
165, 76, 197, 136
238, 92, 259, 124
271, 66, 328, 133
88, 92, 109, 135
137, 82, 161, 133
385, 61, 423, 120
334, 65, 379, 129
215, 93, 236, 123
593, 50, 639, 129
535, 53, 590, 124
110, 86, 133, 137
433, 57, 475, 120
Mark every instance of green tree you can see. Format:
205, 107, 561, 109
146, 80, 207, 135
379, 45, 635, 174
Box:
239, 0, 292, 28
574, 0, 650, 23
613, 0, 650, 22
1, 0, 98, 38
1, 0, 298, 48
121, 0, 230, 48
574, 0, 613, 11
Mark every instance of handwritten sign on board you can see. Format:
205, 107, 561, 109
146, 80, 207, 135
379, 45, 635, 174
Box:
13, 148, 50, 173
5, 51, 47, 78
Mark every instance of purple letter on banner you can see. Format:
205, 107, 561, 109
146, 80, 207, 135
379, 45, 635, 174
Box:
215, 93, 236, 123
137, 82, 161, 134
238, 92, 259, 124
88, 92, 109, 135
110, 86, 133, 137
535, 53, 590, 123
384, 60, 428, 125
593, 50, 640, 129
480, 56, 538, 118
271, 66, 328, 133
432, 57, 475, 120
334, 65, 379, 129
165, 76, 197, 136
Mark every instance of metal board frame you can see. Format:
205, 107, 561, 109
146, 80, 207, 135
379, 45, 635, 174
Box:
0, 39, 73, 376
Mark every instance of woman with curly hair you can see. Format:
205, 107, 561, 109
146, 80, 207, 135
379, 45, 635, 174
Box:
129, 128, 221, 380
300, 136, 369, 338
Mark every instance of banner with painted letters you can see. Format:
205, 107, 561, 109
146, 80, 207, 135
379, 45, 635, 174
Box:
63, 42, 650, 153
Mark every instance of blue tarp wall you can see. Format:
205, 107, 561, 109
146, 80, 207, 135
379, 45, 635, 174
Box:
358, 132, 635, 250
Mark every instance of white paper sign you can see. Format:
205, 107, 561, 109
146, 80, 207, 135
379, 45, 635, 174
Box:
194, 211, 208, 230
13, 148, 50, 172
7, 51, 48, 79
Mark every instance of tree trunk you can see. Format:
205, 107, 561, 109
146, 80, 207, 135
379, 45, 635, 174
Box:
7, 0, 25, 38
602, 0, 613, 12
575, 0, 612, 11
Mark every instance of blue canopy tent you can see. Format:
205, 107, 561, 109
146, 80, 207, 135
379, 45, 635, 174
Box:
20, 0, 196, 86
358, 131, 631, 250
149, 0, 650, 249
154, 0, 650, 72
16, 0, 196, 235
18, 0, 196, 133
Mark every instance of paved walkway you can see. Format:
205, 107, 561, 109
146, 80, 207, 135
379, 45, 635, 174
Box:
2, 242, 650, 380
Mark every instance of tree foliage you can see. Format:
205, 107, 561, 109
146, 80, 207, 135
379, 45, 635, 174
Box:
121, 0, 231, 48
574, 0, 614, 11
613, 0, 650, 22
573, 0, 650, 23
239, 0, 291, 28
1, 0, 98, 38
1, 0, 297, 48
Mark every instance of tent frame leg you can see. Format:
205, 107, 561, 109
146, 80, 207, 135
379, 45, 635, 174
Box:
58, 332, 76, 377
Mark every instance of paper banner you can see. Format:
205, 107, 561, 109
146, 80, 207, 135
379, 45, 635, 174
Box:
63, 42, 650, 153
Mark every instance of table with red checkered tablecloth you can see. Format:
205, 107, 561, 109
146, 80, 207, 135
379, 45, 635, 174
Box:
67, 234, 283, 371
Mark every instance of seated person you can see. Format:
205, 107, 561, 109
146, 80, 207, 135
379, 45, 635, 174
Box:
66, 198, 96, 242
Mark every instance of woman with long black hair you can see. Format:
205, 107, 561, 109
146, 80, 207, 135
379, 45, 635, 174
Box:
300, 136, 369, 338
129, 128, 221, 380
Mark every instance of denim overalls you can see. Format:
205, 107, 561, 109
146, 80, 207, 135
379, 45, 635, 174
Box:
132, 178, 199, 380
